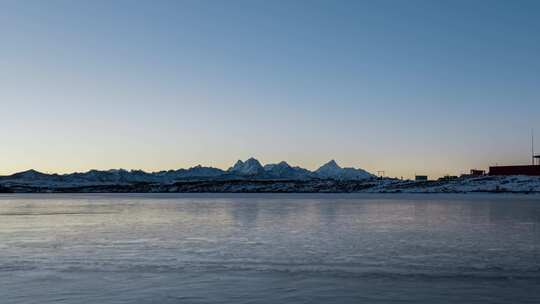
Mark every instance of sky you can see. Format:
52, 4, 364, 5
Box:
1, 0, 539, 179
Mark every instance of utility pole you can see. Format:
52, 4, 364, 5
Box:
532, 129, 535, 166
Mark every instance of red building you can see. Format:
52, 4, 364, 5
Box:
489, 164, 540, 176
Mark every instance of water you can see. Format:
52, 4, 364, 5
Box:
0, 193, 539, 303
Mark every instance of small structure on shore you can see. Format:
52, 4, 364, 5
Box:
461, 169, 486, 178
438, 175, 458, 181
470, 169, 485, 176
415, 175, 428, 181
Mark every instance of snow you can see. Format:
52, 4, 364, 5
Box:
365, 175, 540, 193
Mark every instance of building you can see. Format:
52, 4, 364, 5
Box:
470, 169, 485, 176
460, 169, 486, 178
415, 175, 428, 181
438, 175, 458, 181
489, 165, 540, 176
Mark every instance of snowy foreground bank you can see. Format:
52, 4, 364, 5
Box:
1, 175, 539, 194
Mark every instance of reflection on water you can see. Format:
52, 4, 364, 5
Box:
0, 193, 539, 304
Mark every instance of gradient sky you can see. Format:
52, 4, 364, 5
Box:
1, 0, 539, 178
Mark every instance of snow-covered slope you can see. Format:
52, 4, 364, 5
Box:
315, 160, 374, 180
366, 175, 540, 193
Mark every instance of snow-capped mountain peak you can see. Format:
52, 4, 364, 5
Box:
315, 160, 374, 180
231, 160, 244, 169
315, 160, 342, 175
264, 161, 291, 170
322, 160, 340, 169
228, 158, 265, 176
263, 161, 313, 179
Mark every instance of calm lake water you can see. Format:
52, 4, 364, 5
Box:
0, 193, 539, 303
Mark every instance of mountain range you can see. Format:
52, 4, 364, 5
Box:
0, 158, 375, 186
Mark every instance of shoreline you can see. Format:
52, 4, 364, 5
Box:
1, 176, 539, 194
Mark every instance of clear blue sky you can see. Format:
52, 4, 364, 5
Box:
1, 0, 539, 178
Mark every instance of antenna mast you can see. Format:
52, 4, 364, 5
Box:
533, 129, 535, 165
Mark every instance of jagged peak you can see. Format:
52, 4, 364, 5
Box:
264, 161, 292, 170
277, 161, 290, 167
228, 157, 264, 175
327, 159, 339, 166
245, 157, 261, 164
318, 159, 341, 170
